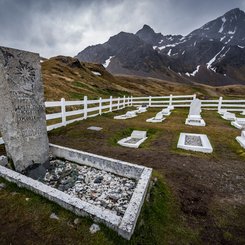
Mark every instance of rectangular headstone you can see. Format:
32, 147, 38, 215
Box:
131, 130, 147, 139
189, 98, 201, 116
0, 46, 49, 174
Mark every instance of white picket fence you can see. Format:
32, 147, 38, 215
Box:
45, 95, 133, 131
44, 94, 245, 131
0, 94, 245, 145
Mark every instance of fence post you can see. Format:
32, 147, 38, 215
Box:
84, 96, 88, 119
109, 96, 113, 112
123, 95, 126, 108
61, 98, 66, 126
218, 96, 223, 112
169, 94, 173, 107
99, 97, 102, 115
149, 96, 152, 107
131, 96, 133, 106
117, 97, 120, 109
127, 96, 130, 106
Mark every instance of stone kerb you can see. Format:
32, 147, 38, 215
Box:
0, 144, 152, 240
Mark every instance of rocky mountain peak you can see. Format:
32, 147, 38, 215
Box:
76, 8, 245, 86
136, 24, 163, 45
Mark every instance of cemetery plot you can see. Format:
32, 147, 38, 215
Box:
146, 112, 165, 123
177, 133, 213, 153
236, 130, 245, 149
0, 144, 152, 240
231, 118, 245, 129
118, 130, 148, 148
114, 111, 137, 120
87, 126, 103, 131
221, 112, 236, 121
185, 98, 206, 126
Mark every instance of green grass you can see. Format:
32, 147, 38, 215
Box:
1, 107, 245, 244
0, 172, 198, 245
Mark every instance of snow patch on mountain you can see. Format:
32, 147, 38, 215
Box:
190, 65, 200, 76
228, 27, 236, 35
206, 46, 225, 69
225, 36, 233, 44
103, 56, 115, 68
158, 40, 186, 50
220, 36, 226, 42
219, 17, 226, 33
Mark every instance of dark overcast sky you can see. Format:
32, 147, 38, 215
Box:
0, 0, 244, 57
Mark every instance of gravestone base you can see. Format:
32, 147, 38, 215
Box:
236, 136, 245, 148
231, 121, 245, 130
185, 118, 206, 126
177, 133, 213, 153
0, 144, 152, 240
118, 131, 147, 148
146, 117, 165, 123
236, 131, 245, 149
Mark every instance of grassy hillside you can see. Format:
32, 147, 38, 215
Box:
42, 56, 245, 101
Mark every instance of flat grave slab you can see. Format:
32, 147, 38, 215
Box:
0, 144, 152, 240
221, 112, 236, 121
231, 118, 245, 129
146, 112, 165, 123
185, 99, 206, 126
161, 108, 171, 116
118, 130, 147, 148
87, 126, 103, 131
185, 117, 206, 126
114, 111, 137, 120
236, 131, 245, 149
177, 133, 213, 153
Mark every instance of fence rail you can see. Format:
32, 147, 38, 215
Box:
0, 94, 245, 145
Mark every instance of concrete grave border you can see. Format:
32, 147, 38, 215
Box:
87, 126, 103, 131
0, 144, 152, 240
231, 118, 245, 130
236, 131, 245, 149
221, 112, 236, 121
177, 133, 213, 153
118, 131, 148, 148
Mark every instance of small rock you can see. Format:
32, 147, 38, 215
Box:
0, 155, 8, 167
109, 193, 120, 202
0, 183, 6, 190
94, 176, 103, 184
89, 224, 100, 234
50, 213, 59, 220
74, 218, 81, 225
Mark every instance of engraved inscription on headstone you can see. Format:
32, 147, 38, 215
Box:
0, 46, 49, 174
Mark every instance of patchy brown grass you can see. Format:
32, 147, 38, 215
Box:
42, 56, 245, 102
47, 108, 245, 244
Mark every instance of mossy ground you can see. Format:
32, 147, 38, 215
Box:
1, 107, 245, 244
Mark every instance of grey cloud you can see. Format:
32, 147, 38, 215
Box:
0, 0, 244, 57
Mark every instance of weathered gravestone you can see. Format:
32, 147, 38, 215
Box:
189, 98, 201, 117
185, 98, 205, 126
0, 46, 49, 177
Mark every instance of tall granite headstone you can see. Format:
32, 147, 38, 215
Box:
189, 98, 201, 116
0, 46, 49, 175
